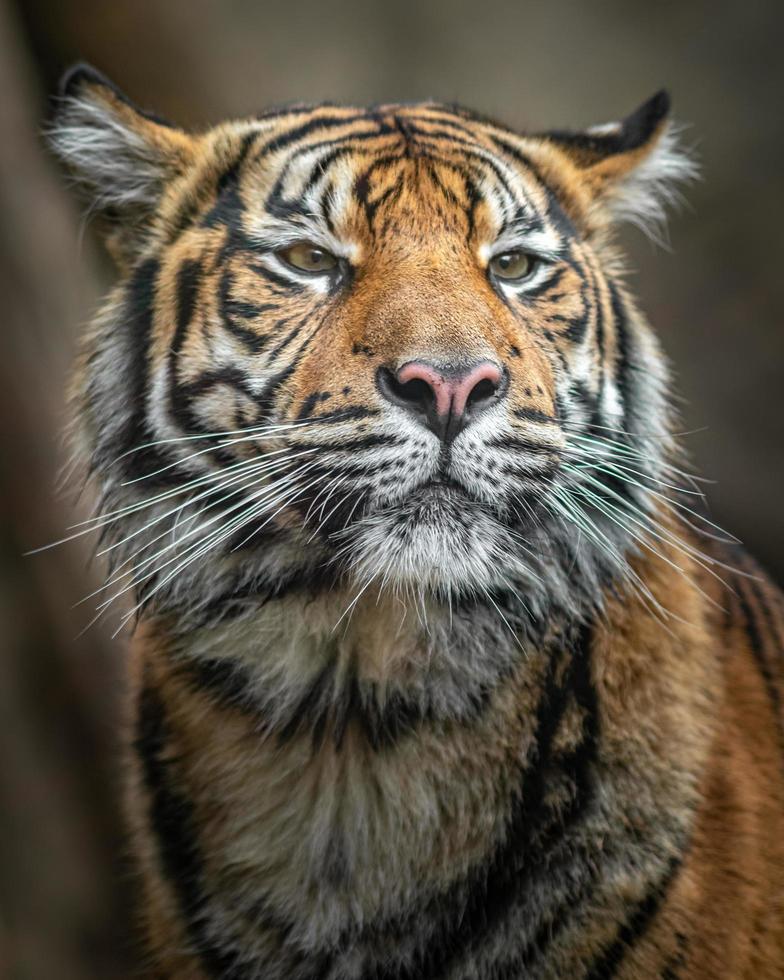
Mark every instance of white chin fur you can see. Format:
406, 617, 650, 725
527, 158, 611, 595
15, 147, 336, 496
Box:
338, 489, 523, 597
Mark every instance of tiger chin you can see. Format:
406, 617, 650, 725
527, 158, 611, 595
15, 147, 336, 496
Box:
50, 63, 784, 979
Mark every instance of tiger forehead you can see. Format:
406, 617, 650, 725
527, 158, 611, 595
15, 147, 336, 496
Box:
253, 100, 511, 148
233, 103, 555, 246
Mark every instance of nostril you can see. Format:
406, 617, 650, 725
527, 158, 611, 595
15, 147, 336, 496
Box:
398, 377, 434, 409
455, 363, 505, 419
466, 376, 499, 410
376, 367, 436, 415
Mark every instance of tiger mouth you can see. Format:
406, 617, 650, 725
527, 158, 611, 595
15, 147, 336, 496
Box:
413, 476, 470, 498
342, 473, 540, 538
375, 477, 486, 527
383, 476, 481, 518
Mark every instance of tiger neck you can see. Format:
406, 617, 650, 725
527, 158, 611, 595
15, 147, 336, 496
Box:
134, 531, 717, 754
129, 543, 719, 967
145, 586, 539, 748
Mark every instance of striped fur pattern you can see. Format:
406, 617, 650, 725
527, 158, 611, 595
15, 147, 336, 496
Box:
51, 65, 784, 978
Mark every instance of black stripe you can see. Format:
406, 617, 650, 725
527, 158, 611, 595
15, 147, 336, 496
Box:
218, 269, 270, 353
267, 127, 396, 200
179, 647, 501, 753
738, 577, 778, 708
550, 310, 588, 343
590, 262, 606, 373
199, 130, 259, 230
548, 258, 590, 343
248, 260, 304, 292
113, 258, 176, 483
512, 407, 559, 424
536, 264, 569, 297
185, 563, 349, 629
180, 366, 257, 402
172, 257, 202, 357
660, 930, 689, 979
125, 257, 160, 422
252, 361, 304, 424
357, 171, 406, 231
136, 683, 337, 978
747, 575, 784, 658
736, 576, 784, 771
297, 391, 321, 420
255, 101, 340, 121
607, 279, 633, 438
488, 623, 602, 979
491, 134, 579, 238
168, 257, 229, 440
365, 622, 599, 979
254, 113, 371, 162
296, 433, 398, 455
248, 313, 332, 425
301, 405, 380, 424
135, 685, 251, 978
282, 127, 391, 171
582, 855, 682, 980
490, 627, 599, 980
492, 854, 598, 980
389, 135, 526, 229
486, 434, 558, 456
267, 314, 310, 360
501, 462, 559, 481
265, 132, 391, 222
168, 363, 265, 475
403, 110, 485, 141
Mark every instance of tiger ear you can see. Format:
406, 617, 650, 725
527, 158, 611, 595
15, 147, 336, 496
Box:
539, 91, 697, 240
49, 63, 196, 261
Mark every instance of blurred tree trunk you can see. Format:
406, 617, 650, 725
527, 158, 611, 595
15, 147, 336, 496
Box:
0, 2, 139, 976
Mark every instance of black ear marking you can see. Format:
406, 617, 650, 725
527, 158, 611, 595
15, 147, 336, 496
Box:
534, 89, 694, 238
544, 90, 671, 162
58, 61, 116, 99
612, 89, 671, 152
56, 60, 176, 129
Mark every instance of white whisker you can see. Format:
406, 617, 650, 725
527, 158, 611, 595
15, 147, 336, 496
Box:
92, 461, 321, 618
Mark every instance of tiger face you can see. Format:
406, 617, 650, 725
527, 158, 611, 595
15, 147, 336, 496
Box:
53, 67, 694, 629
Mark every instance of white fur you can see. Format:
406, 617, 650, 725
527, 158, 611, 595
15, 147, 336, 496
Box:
48, 94, 167, 212
604, 122, 698, 244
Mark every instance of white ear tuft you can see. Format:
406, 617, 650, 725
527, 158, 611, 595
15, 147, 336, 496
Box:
47, 64, 192, 220
540, 91, 698, 244
602, 121, 698, 243
49, 92, 168, 212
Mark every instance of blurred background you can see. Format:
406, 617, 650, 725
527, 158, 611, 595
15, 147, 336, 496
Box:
1, 0, 781, 975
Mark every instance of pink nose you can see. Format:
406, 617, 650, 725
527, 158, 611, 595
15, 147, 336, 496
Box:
377, 360, 505, 442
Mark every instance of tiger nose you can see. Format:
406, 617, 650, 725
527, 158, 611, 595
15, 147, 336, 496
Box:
376, 360, 506, 442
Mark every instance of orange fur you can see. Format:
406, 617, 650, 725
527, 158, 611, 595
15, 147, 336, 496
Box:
51, 67, 784, 978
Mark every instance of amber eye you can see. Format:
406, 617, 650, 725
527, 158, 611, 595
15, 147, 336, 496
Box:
489, 251, 535, 281
278, 242, 339, 274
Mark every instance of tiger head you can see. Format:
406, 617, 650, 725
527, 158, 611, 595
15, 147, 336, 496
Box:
51, 65, 694, 632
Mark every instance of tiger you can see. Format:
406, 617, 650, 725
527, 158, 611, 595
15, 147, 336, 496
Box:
48, 62, 784, 979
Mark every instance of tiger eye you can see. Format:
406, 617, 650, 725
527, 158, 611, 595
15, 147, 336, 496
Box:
279, 243, 339, 273
489, 251, 534, 281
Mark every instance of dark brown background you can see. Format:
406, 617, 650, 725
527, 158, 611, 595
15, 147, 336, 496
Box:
1, 1, 781, 976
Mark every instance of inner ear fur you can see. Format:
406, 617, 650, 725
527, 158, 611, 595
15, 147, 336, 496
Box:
49, 63, 196, 263
528, 90, 697, 240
